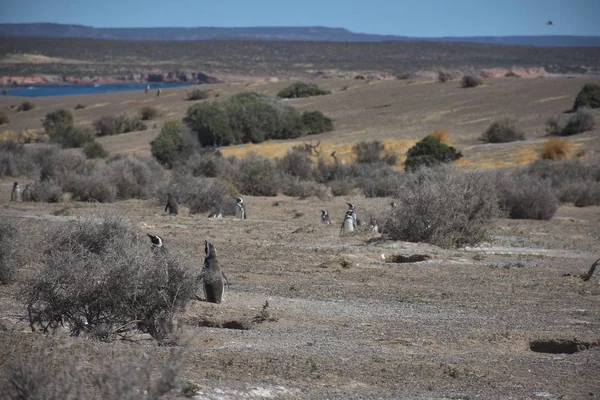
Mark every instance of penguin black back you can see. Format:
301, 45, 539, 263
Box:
321, 209, 330, 224
203, 240, 224, 303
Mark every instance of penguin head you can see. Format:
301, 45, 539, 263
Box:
13, 182, 18, 187
346, 202, 355, 211
147, 233, 163, 248
321, 209, 328, 216
235, 197, 244, 204
204, 240, 217, 258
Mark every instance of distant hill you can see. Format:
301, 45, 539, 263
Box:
0, 23, 599, 47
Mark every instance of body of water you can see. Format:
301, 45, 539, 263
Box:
4, 82, 194, 97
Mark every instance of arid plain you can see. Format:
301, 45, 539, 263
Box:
1, 74, 600, 399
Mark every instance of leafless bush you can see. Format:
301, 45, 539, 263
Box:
176, 150, 231, 178
496, 174, 558, 220
0, 141, 35, 177
186, 88, 210, 101
24, 214, 199, 344
277, 149, 315, 180
0, 348, 182, 400
438, 71, 452, 83
106, 156, 164, 199
64, 170, 117, 202
229, 153, 282, 196
281, 176, 331, 200
352, 140, 397, 165
315, 157, 354, 184
327, 178, 356, 196
0, 219, 20, 284
30, 179, 64, 202
352, 163, 402, 198
572, 182, 600, 207
385, 167, 498, 247
560, 109, 595, 136
482, 119, 525, 143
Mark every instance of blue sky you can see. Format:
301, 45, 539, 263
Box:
1, 0, 599, 36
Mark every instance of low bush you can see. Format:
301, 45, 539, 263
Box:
352, 140, 397, 165
353, 163, 402, 198
93, 114, 147, 136
404, 135, 462, 171
385, 167, 498, 247
301, 110, 333, 135
106, 156, 163, 200
30, 179, 64, 203
176, 149, 231, 178
461, 75, 483, 88
277, 149, 314, 180
540, 138, 572, 160
572, 83, 600, 111
50, 125, 94, 148
545, 116, 562, 136
17, 100, 35, 112
42, 109, 74, 134
438, 71, 452, 83
505, 71, 521, 78
281, 176, 331, 200
139, 106, 159, 120
186, 88, 210, 101
229, 153, 281, 196
0, 219, 20, 285
481, 119, 525, 143
64, 170, 117, 202
83, 140, 109, 158
0, 111, 8, 125
560, 109, 595, 136
74, 103, 86, 110
496, 174, 558, 220
24, 214, 198, 344
277, 82, 331, 98
326, 178, 356, 196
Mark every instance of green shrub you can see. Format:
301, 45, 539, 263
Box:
151, 121, 187, 167
42, 109, 74, 134
461, 75, 483, 88
560, 109, 595, 136
481, 119, 525, 143
17, 100, 35, 112
0, 111, 8, 125
50, 125, 94, 148
352, 140, 397, 165
277, 82, 331, 98
83, 140, 109, 159
386, 167, 498, 247
186, 88, 210, 101
404, 135, 462, 171
301, 111, 333, 135
572, 83, 600, 111
184, 101, 234, 147
139, 106, 159, 121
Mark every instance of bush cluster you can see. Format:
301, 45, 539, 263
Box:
183, 92, 333, 147
277, 82, 331, 98
24, 214, 198, 344
404, 135, 462, 171
482, 119, 525, 143
545, 110, 595, 136
42, 108, 74, 134
572, 83, 600, 111
496, 174, 558, 220
93, 114, 148, 136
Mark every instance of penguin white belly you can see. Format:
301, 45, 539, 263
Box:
342, 218, 355, 234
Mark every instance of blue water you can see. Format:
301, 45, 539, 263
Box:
4, 82, 194, 97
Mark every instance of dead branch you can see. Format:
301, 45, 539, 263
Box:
581, 257, 600, 282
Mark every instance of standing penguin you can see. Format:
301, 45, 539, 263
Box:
340, 210, 356, 235
321, 209, 331, 224
203, 240, 225, 304
145, 84, 149, 93
157, 88, 162, 97
165, 193, 179, 215
235, 197, 247, 219
10, 182, 20, 201
21, 184, 31, 202
147, 233, 167, 255
346, 202, 361, 226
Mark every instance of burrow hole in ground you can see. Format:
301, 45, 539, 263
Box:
529, 338, 599, 354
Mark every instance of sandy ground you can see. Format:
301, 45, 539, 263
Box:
0, 77, 599, 399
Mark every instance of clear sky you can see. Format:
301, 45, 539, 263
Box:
0, 0, 599, 37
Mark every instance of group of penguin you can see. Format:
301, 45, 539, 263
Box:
9, 182, 32, 202
321, 202, 360, 235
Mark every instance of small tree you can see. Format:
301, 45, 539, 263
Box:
572, 83, 600, 111
42, 109, 74, 134
184, 102, 234, 147
301, 111, 333, 135
404, 135, 462, 171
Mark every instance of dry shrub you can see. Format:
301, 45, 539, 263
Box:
30, 179, 64, 203
186, 88, 210, 101
0, 110, 9, 125
352, 140, 397, 165
327, 178, 356, 196
282, 176, 331, 200
229, 153, 282, 196
83, 140, 109, 159
430, 129, 451, 145
482, 119, 525, 143
0, 219, 20, 284
177, 150, 232, 178
560, 109, 595, 136
277, 149, 315, 180
0, 141, 35, 177
496, 174, 558, 220
0, 348, 181, 400
572, 182, 600, 207
106, 156, 164, 199
140, 106, 159, 121
461, 75, 483, 88
24, 214, 198, 344
540, 138, 572, 160
386, 166, 498, 247
64, 171, 117, 202
352, 163, 402, 198
17, 100, 35, 112
160, 172, 237, 215
438, 71, 452, 83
